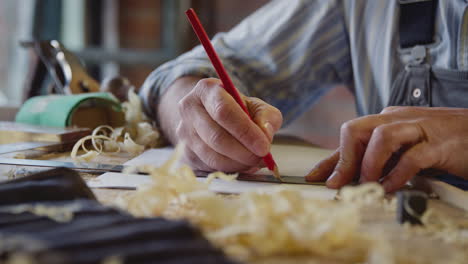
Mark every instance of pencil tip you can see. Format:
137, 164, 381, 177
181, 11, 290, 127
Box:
272, 166, 282, 182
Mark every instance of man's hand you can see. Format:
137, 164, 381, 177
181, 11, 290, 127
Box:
306, 106, 468, 192
158, 77, 282, 172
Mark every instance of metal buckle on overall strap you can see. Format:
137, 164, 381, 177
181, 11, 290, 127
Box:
398, 0, 438, 106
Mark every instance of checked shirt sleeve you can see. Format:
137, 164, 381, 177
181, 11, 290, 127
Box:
140, 0, 352, 126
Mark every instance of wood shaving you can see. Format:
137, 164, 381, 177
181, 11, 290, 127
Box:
119, 144, 468, 263
120, 133, 144, 156
71, 90, 160, 161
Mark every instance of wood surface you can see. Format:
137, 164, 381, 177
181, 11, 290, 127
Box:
1, 138, 467, 263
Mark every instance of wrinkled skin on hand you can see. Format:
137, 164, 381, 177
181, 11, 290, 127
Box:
306, 106, 468, 192
176, 78, 283, 172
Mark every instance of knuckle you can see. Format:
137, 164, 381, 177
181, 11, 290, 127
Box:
207, 128, 225, 147
373, 124, 394, 144
178, 96, 194, 117
380, 106, 400, 114
382, 106, 413, 115
237, 124, 256, 144
194, 78, 221, 95
204, 153, 220, 170
195, 78, 212, 89
341, 120, 360, 137
212, 99, 234, 121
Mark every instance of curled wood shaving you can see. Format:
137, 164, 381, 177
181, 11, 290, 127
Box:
120, 133, 144, 156
71, 90, 160, 161
71, 135, 113, 162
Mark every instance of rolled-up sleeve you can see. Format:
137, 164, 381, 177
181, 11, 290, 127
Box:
140, 0, 352, 126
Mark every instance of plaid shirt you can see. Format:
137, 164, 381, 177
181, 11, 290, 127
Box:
140, 0, 468, 126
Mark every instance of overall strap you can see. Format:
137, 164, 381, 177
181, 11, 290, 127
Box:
399, 0, 438, 49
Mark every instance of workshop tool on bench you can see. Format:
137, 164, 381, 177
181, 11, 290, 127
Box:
396, 190, 428, 225
0, 168, 236, 264
21, 40, 100, 95
21, 40, 134, 102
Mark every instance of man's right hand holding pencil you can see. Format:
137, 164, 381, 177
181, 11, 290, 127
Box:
157, 76, 283, 173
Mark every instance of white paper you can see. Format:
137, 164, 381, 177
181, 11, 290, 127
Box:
87, 144, 336, 197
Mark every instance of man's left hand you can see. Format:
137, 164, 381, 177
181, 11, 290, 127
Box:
306, 106, 468, 192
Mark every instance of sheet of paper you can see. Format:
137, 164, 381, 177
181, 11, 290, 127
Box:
118, 145, 333, 176
87, 144, 336, 197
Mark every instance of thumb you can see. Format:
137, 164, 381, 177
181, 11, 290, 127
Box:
244, 96, 283, 142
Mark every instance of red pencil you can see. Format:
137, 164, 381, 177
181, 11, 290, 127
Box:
185, 8, 281, 180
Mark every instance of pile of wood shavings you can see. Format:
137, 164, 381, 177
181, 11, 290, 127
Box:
120, 145, 468, 263
71, 90, 161, 162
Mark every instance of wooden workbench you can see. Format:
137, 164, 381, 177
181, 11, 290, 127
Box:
1, 139, 467, 264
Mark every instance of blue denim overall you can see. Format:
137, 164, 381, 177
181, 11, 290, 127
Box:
387, 0, 468, 189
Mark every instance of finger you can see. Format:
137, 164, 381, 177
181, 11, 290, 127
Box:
188, 128, 255, 172
177, 121, 259, 172
182, 146, 212, 172
381, 106, 468, 116
192, 106, 261, 167
176, 123, 213, 171
360, 121, 425, 183
326, 118, 377, 188
245, 96, 283, 142
382, 143, 435, 192
305, 149, 339, 182
326, 114, 417, 189
179, 90, 261, 167
196, 79, 270, 157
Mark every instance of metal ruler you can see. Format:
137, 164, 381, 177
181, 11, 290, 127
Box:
0, 157, 324, 185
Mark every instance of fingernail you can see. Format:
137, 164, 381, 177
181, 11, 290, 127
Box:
326, 171, 339, 187
305, 169, 318, 180
263, 122, 274, 141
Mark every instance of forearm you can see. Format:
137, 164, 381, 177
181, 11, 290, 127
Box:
156, 76, 202, 145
